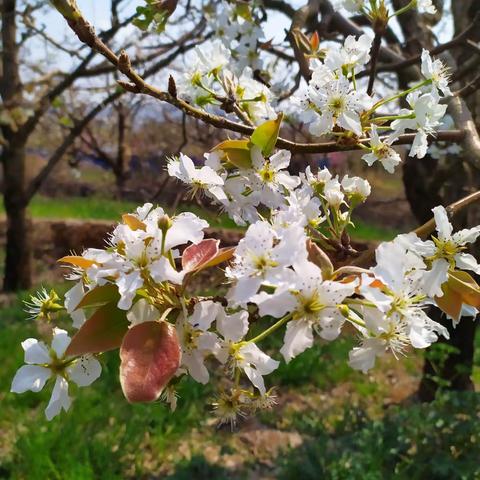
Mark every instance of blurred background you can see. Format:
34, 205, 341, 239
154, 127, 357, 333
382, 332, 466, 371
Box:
0, 0, 479, 479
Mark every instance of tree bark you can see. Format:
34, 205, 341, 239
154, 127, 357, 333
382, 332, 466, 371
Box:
1, 143, 32, 291
1, 0, 33, 291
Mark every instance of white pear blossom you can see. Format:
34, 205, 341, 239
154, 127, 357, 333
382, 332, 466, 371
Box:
64, 282, 86, 328
309, 75, 372, 137
167, 153, 227, 204
222, 176, 261, 226
248, 147, 300, 208
193, 39, 231, 75
417, 0, 436, 14
325, 34, 372, 74
253, 261, 357, 362
215, 308, 279, 394
79, 204, 209, 310
177, 301, 221, 384
11, 328, 101, 420
403, 206, 480, 297
390, 92, 447, 158
323, 177, 345, 208
226, 220, 307, 304
360, 240, 449, 348
341, 175, 371, 202
236, 69, 276, 124
362, 125, 402, 173
338, 0, 365, 13
274, 186, 324, 230
127, 299, 160, 327
421, 49, 451, 97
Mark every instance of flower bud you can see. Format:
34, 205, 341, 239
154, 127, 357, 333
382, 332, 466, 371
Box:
157, 214, 173, 232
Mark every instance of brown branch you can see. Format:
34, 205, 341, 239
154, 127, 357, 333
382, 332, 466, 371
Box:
361, 12, 480, 78
287, 0, 320, 82
455, 73, 480, 98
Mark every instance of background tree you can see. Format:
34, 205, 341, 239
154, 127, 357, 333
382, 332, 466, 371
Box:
0, 0, 206, 290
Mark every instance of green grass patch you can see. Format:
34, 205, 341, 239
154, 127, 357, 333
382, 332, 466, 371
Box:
349, 217, 400, 242
0, 196, 239, 230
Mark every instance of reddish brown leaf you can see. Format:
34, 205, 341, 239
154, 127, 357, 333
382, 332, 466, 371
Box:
66, 303, 129, 357
182, 239, 219, 272
120, 321, 181, 403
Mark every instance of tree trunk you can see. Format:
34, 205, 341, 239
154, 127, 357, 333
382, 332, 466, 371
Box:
1, 143, 33, 291
1, 0, 33, 290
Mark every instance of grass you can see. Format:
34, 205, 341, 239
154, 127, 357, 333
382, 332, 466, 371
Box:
0, 195, 239, 230
1, 290, 479, 479
349, 217, 400, 242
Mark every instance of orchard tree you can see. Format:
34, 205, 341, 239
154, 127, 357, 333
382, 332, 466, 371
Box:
10, 0, 480, 422
0, 0, 206, 291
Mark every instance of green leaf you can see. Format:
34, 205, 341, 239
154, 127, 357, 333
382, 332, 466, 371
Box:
212, 139, 252, 169
76, 284, 120, 310
250, 113, 283, 157
65, 303, 129, 356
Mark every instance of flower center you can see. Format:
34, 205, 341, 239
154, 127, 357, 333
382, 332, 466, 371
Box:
328, 96, 346, 115
258, 164, 275, 183
295, 292, 325, 319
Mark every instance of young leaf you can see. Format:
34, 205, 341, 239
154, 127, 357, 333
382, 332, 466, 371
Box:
435, 283, 463, 321
197, 246, 235, 272
65, 303, 129, 357
122, 214, 146, 231
182, 239, 220, 272
310, 31, 320, 52
250, 113, 283, 157
58, 256, 97, 269
448, 270, 480, 309
76, 284, 120, 310
434, 270, 480, 320
120, 321, 181, 403
212, 139, 252, 169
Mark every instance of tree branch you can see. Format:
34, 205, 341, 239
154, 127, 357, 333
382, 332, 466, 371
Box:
51, 0, 467, 156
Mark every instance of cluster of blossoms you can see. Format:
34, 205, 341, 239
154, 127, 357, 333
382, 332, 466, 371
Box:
176, 39, 275, 125
167, 128, 371, 231
16, 0, 478, 427
13, 137, 480, 422
206, 2, 265, 73
176, 1, 454, 172
291, 36, 452, 172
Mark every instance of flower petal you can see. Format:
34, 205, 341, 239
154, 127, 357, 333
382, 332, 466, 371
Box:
11, 365, 51, 393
